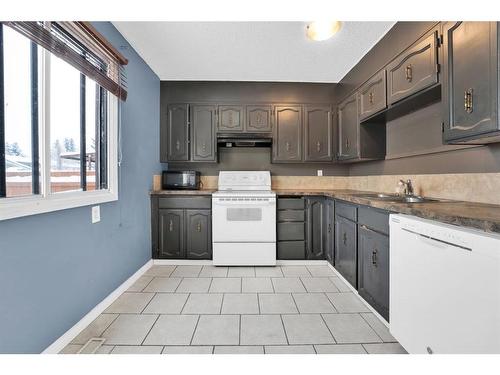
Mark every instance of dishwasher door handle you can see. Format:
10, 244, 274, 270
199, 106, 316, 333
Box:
402, 228, 471, 251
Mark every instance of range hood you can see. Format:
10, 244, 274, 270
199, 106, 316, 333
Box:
217, 133, 272, 148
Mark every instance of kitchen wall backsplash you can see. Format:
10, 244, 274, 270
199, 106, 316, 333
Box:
153, 173, 500, 205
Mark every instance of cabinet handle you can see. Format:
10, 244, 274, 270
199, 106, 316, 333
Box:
464, 88, 474, 113
175, 140, 180, 151
345, 138, 350, 150
343, 232, 347, 245
285, 142, 290, 151
368, 92, 374, 105
372, 249, 378, 267
202, 142, 206, 152
405, 64, 413, 82
169, 220, 174, 232
196, 222, 202, 232
328, 223, 332, 233
316, 141, 321, 152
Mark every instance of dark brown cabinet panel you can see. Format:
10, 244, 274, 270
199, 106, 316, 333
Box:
186, 209, 212, 260
325, 198, 335, 265
246, 105, 272, 132
358, 225, 389, 321
442, 22, 500, 143
191, 105, 217, 162
306, 197, 325, 260
161, 104, 189, 162
387, 28, 439, 105
273, 105, 303, 162
335, 215, 357, 288
337, 93, 359, 160
218, 105, 244, 132
358, 70, 387, 121
158, 209, 184, 258
304, 105, 333, 161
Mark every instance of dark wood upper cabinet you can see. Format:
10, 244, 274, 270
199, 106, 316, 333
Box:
442, 22, 500, 144
272, 105, 303, 162
304, 105, 333, 162
246, 105, 272, 132
218, 105, 244, 132
337, 93, 359, 160
191, 105, 217, 162
161, 104, 189, 162
358, 70, 387, 121
386, 27, 440, 105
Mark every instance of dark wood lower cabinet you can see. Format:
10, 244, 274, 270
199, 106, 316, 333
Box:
158, 209, 184, 258
185, 209, 212, 260
358, 225, 389, 321
306, 197, 326, 260
334, 215, 357, 288
324, 198, 335, 265
152, 196, 212, 259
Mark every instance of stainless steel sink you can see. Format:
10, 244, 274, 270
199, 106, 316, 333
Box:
353, 193, 438, 203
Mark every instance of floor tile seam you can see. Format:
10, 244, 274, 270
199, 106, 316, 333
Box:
319, 313, 338, 344
189, 315, 201, 346
140, 314, 161, 346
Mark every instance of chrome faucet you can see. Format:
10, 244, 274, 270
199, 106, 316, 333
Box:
399, 179, 414, 196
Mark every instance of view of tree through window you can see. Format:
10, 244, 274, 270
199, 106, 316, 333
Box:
3, 26, 35, 197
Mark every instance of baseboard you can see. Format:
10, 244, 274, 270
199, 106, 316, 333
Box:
42, 259, 153, 354
326, 262, 389, 327
153, 259, 328, 266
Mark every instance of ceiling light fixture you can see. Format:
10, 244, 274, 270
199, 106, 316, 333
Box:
306, 21, 342, 41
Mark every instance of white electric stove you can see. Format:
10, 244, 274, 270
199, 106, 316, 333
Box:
212, 171, 276, 266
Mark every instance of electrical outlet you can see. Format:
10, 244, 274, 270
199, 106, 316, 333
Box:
317, 170, 323, 177
92, 205, 100, 224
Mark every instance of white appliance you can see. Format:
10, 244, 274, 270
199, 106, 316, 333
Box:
390, 214, 500, 354
212, 171, 276, 266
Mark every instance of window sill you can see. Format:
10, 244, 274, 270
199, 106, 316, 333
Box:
0, 190, 118, 221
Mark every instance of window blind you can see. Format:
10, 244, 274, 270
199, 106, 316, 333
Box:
2, 21, 128, 101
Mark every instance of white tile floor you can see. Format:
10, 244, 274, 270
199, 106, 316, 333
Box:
60, 264, 406, 354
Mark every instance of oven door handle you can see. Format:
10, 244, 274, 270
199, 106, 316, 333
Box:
212, 201, 276, 207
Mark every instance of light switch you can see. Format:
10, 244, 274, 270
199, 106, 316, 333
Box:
317, 170, 323, 176
92, 205, 101, 223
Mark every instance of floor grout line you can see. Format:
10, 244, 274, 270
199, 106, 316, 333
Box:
140, 314, 160, 346
279, 314, 290, 345
189, 315, 201, 346
319, 313, 337, 344
180, 292, 191, 314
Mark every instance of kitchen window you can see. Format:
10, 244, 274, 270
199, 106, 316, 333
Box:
0, 22, 125, 220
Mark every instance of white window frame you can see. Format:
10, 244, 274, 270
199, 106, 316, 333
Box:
0, 46, 119, 221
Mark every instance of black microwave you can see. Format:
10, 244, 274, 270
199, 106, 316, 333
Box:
162, 171, 200, 190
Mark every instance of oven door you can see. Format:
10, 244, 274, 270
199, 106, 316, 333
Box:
212, 196, 276, 242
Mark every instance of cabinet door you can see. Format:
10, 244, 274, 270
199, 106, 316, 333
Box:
358, 70, 387, 121
218, 105, 244, 132
186, 209, 212, 260
442, 22, 498, 142
304, 105, 333, 161
334, 215, 357, 288
161, 104, 189, 162
246, 105, 272, 132
387, 28, 439, 105
337, 93, 358, 160
158, 209, 184, 258
272, 105, 303, 162
306, 197, 325, 260
191, 105, 217, 162
358, 225, 389, 321
324, 199, 335, 265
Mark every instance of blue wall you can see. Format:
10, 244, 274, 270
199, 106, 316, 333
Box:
0, 23, 160, 353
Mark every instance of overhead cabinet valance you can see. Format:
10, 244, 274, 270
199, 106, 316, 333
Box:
3, 21, 128, 101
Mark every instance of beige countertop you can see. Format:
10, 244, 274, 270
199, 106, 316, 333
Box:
151, 188, 500, 234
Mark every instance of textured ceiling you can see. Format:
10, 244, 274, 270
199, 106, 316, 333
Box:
113, 21, 395, 82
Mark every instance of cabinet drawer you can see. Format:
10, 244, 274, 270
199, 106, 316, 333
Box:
358, 70, 387, 121
277, 222, 305, 241
277, 198, 305, 210
278, 210, 305, 222
277, 241, 306, 260
335, 200, 357, 221
387, 29, 439, 104
358, 206, 390, 235
159, 196, 211, 209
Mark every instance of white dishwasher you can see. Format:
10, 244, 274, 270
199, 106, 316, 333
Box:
390, 214, 500, 354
